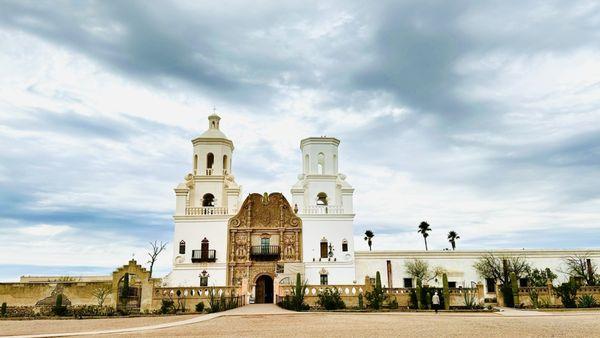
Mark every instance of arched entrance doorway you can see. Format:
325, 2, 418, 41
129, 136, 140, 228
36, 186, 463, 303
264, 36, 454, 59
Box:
255, 275, 274, 304
116, 273, 142, 313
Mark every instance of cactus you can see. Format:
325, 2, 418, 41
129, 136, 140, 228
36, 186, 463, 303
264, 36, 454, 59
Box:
416, 278, 423, 309
358, 293, 364, 309
442, 273, 450, 310
1, 302, 6, 317
510, 272, 519, 307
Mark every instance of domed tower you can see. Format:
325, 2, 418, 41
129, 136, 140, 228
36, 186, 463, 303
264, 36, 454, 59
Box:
169, 114, 241, 287
174, 114, 241, 216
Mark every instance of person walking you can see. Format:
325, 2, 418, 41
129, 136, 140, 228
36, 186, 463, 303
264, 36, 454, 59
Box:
432, 291, 440, 313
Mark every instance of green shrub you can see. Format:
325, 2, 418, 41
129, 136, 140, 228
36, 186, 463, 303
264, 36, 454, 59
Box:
538, 296, 552, 308
409, 289, 418, 309
358, 293, 364, 309
195, 301, 205, 313
365, 271, 387, 310
70, 305, 116, 317
53, 294, 67, 316
577, 294, 598, 308
387, 298, 399, 309
1, 302, 6, 317
317, 287, 346, 310
554, 281, 579, 308
160, 298, 174, 314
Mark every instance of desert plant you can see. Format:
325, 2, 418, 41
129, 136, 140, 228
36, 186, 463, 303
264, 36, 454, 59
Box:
473, 253, 531, 285
528, 289, 540, 308
442, 273, 450, 310
207, 289, 220, 313
358, 293, 364, 309
447, 231, 460, 250
527, 267, 557, 287
53, 294, 67, 316
510, 272, 520, 307
387, 298, 399, 309
1, 302, 6, 317
147, 240, 167, 278
463, 290, 478, 309
577, 294, 598, 308
160, 298, 174, 314
554, 280, 580, 308
416, 278, 423, 309
364, 230, 374, 251
280, 273, 309, 311
404, 259, 446, 284
538, 296, 552, 308
317, 287, 346, 310
365, 271, 387, 310
500, 283, 514, 307
409, 289, 418, 309
91, 285, 112, 307
418, 221, 431, 251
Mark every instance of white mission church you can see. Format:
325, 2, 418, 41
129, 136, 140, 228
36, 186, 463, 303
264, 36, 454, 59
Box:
164, 114, 600, 304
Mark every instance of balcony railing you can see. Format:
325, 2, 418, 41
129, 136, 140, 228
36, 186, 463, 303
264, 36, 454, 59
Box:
301, 205, 345, 214
186, 207, 229, 216
195, 169, 228, 176
250, 245, 280, 261
191, 249, 216, 263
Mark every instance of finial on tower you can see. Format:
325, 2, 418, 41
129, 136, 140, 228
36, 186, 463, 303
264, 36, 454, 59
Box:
208, 111, 221, 129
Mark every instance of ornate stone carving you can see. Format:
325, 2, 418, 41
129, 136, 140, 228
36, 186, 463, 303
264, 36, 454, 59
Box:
283, 233, 296, 261
226, 193, 302, 290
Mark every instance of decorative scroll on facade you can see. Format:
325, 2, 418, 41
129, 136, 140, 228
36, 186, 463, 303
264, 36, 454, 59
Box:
227, 193, 302, 287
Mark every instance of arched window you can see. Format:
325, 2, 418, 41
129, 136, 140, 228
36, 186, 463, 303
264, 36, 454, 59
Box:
342, 239, 348, 252
304, 154, 309, 173
320, 238, 328, 259
317, 153, 325, 174
206, 153, 214, 169
179, 240, 186, 254
223, 155, 228, 174
193, 155, 198, 173
202, 193, 215, 207
317, 192, 328, 206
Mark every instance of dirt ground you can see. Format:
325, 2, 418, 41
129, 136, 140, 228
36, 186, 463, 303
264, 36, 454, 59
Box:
2, 311, 600, 337
117, 312, 600, 338
0, 314, 198, 336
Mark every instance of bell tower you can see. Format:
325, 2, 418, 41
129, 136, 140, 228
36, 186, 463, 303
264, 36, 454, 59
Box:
291, 137, 354, 214
174, 114, 241, 216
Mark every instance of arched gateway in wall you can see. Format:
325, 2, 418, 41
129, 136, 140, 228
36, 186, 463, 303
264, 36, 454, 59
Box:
227, 193, 302, 303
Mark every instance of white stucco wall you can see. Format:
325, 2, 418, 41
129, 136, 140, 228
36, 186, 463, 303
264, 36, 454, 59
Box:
355, 250, 600, 292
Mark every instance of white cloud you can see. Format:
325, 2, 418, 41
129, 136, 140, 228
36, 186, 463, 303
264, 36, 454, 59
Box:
17, 224, 73, 236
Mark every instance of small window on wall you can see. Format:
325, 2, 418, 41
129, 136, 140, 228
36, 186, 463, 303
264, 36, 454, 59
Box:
519, 278, 528, 288
179, 241, 186, 254
320, 274, 328, 285
403, 278, 413, 288
448, 281, 457, 288
320, 239, 328, 259
316, 192, 328, 205
342, 239, 348, 252
486, 278, 496, 293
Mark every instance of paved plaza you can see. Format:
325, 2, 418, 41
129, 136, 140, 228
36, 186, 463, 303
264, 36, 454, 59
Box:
1, 305, 600, 338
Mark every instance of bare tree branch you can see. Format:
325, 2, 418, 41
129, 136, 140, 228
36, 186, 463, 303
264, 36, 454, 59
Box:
147, 240, 168, 278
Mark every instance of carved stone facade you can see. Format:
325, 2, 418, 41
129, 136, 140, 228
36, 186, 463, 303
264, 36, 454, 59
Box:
227, 193, 302, 291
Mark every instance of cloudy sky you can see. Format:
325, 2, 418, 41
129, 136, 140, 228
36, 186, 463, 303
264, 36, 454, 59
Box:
0, 0, 599, 281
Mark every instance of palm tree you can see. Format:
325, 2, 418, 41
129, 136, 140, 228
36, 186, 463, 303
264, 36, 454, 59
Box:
364, 230, 374, 251
447, 231, 460, 251
417, 221, 431, 251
